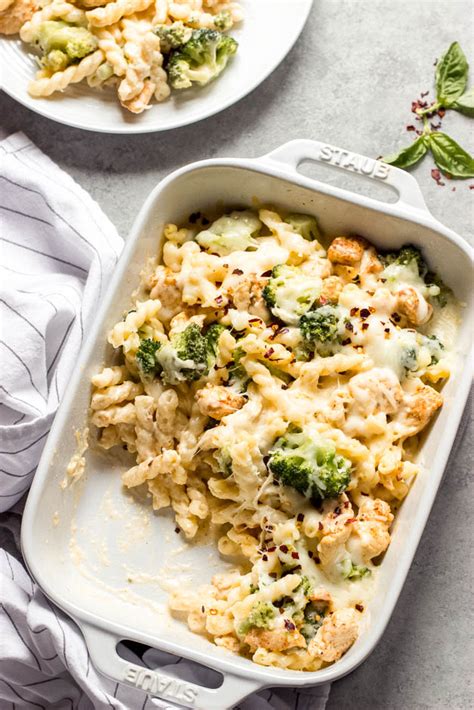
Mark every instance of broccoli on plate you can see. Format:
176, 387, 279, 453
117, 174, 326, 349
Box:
196, 210, 261, 256
155, 22, 193, 53
268, 428, 352, 501
167, 29, 238, 90
33, 20, 98, 72
262, 264, 321, 325
380, 244, 450, 306
339, 558, 371, 581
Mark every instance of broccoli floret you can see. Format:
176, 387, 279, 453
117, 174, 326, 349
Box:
205, 323, 226, 365
227, 347, 250, 393
155, 21, 193, 52
400, 345, 419, 374
421, 334, 445, 365
380, 245, 428, 278
167, 29, 238, 89
35, 21, 98, 66
42, 48, 69, 72
284, 213, 321, 241
215, 447, 233, 477
213, 10, 233, 31
262, 264, 321, 325
295, 575, 313, 596
300, 601, 327, 641
239, 601, 275, 635
268, 429, 352, 501
196, 210, 261, 256
136, 338, 162, 376
425, 271, 451, 307
299, 305, 345, 353
158, 323, 208, 384
339, 559, 371, 580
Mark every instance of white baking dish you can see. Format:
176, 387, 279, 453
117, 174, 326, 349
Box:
21, 140, 473, 710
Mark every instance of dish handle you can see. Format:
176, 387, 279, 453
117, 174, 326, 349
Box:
261, 139, 429, 213
80, 623, 264, 710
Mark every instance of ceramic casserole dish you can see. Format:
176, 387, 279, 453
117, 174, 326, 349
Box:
21, 139, 473, 710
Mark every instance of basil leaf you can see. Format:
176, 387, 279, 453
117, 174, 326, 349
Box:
382, 136, 429, 169
452, 87, 474, 117
435, 41, 468, 105
429, 132, 474, 178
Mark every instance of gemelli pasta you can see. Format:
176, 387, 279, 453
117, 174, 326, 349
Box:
90, 206, 458, 670
0, 0, 243, 113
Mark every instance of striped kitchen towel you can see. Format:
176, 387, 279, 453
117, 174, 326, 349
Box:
0, 133, 332, 710
0, 131, 123, 509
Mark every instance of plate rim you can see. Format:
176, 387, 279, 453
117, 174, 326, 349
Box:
0, 0, 314, 134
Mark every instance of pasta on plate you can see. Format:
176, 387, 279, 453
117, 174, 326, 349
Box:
89, 206, 459, 670
0, 0, 243, 113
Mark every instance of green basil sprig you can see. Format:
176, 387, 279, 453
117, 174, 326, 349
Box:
429, 132, 474, 177
382, 41, 474, 179
436, 41, 468, 106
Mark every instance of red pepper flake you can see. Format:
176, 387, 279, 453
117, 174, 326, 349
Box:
384, 327, 390, 333
314, 556, 321, 564
406, 125, 416, 132
430, 121, 442, 131
248, 317, 261, 324
261, 270, 273, 277
284, 619, 296, 631
350, 307, 359, 316
341, 337, 352, 346
437, 107, 446, 118
262, 554, 268, 561
264, 348, 275, 359
308, 550, 314, 558
360, 308, 370, 319
232, 268, 243, 275
344, 501, 350, 508
355, 603, 364, 612
345, 517, 357, 525
297, 513, 304, 522
334, 506, 341, 516
361, 491, 369, 496
279, 545, 289, 553
291, 551, 300, 560
215, 295, 224, 304
174, 527, 180, 534
470, 185, 474, 190
391, 312, 401, 323
318, 522, 323, 531
345, 321, 354, 331
431, 168, 445, 186
361, 322, 369, 330
201, 605, 205, 613
267, 546, 276, 553
269, 572, 277, 578
452, 187, 456, 192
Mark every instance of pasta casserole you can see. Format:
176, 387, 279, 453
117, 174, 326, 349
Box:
89, 206, 458, 671
0, 0, 242, 113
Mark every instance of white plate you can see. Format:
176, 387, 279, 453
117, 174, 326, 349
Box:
0, 0, 313, 133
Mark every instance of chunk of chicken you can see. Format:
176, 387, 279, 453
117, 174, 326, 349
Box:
0, 0, 36, 34
349, 498, 393, 563
394, 381, 443, 437
348, 368, 403, 417
317, 497, 355, 568
231, 274, 269, 321
309, 608, 359, 662
149, 265, 183, 323
328, 237, 367, 266
396, 286, 433, 326
320, 275, 344, 304
195, 384, 245, 420
244, 627, 306, 652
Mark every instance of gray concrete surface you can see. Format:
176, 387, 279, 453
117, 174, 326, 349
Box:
1, 0, 473, 708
